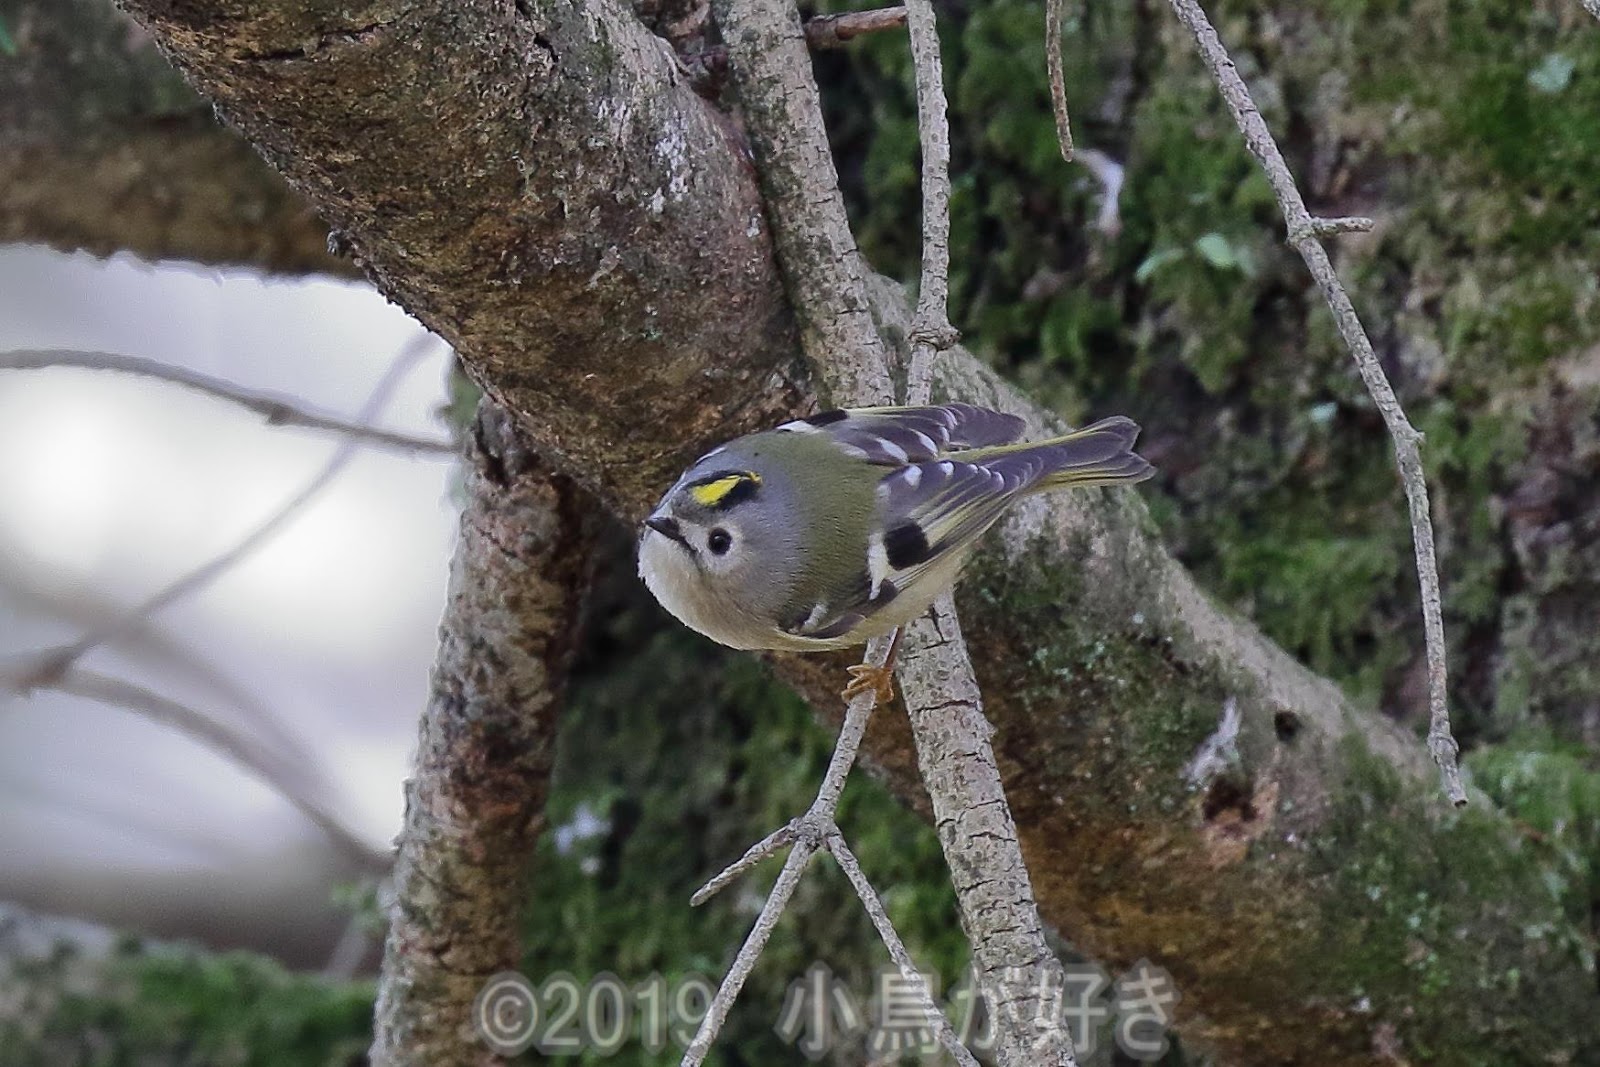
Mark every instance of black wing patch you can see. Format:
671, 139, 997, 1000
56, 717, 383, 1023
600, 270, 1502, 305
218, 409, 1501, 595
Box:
778, 404, 1026, 466
883, 522, 933, 569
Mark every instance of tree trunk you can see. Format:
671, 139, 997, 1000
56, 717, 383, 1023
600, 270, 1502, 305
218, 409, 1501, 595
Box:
371, 402, 595, 1065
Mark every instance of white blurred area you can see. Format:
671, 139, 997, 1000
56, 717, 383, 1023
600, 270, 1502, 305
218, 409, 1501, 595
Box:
0, 246, 460, 968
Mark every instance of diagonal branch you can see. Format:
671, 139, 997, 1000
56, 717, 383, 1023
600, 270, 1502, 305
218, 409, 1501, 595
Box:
1, 348, 455, 455
1045, 0, 1075, 162
1164, 0, 1466, 806
709, 0, 1076, 1060
11, 665, 386, 870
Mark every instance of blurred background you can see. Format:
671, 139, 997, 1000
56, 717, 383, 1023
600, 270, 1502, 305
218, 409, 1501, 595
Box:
0, 246, 453, 967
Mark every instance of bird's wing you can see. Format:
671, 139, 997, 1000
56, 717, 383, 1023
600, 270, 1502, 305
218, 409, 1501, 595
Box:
778, 457, 1024, 643
775, 403, 1026, 466
780, 417, 1148, 643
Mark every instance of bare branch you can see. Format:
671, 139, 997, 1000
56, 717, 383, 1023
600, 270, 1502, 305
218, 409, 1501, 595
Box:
11, 665, 386, 870
1164, 0, 1466, 806
710, 0, 1078, 1058
9, 335, 440, 691
681, 632, 894, 1064
1304, 215, 1375, 238
902, 0, 960, 404
0, 348, 455, 455
1045, 0, 1075, 162
803, 6, 907, 49
682, 831, 818, 1065
899, 0, 1078, 1061
713, 0, 894, 406
691, 821, 795, 906
827, 831, 981, 1067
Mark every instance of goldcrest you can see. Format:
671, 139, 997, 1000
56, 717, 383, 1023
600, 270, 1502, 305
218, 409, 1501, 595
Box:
638, 403, 1152, 654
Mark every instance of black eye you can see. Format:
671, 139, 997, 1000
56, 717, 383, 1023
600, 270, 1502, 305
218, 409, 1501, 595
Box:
707, 528, 732, 555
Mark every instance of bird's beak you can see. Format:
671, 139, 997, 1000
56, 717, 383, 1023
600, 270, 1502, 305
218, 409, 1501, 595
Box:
644, 515, 688, 545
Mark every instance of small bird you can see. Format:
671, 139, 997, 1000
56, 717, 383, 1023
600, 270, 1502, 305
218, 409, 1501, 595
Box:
638, 403, 1153, 703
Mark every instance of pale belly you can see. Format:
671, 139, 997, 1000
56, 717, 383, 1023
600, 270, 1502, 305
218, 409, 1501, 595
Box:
640, 532, 972, 653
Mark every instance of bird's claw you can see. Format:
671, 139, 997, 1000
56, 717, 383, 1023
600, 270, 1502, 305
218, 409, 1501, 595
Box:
842, 663, 895, 707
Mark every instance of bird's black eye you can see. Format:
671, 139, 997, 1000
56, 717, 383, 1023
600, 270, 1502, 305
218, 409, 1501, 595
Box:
707, 528, 732, 555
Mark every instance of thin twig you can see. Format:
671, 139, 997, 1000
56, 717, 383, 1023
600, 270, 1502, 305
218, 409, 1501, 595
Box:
683, 834, 818, 1065
900, 2, 1078, 1062
691, 821, 795, 905
1, 348, 455, 456
1045, 0, 1075, 162
1164, 0, 1466, 806
8, 335, 440, 692
803, 6, 907, 49
15, 665, 386, 869
681, 632, 896, 1062
828, 832, 981, 1067
902, 0, 960, 404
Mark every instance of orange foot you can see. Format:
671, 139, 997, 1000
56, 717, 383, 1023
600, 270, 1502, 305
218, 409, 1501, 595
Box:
842, 663, 895, 707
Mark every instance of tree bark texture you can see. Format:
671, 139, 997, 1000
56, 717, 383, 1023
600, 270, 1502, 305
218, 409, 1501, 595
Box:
102, 0, 805, 511
0, 0, 348, 273
19, 1, 1600, 1062
370, 403, 595, 1066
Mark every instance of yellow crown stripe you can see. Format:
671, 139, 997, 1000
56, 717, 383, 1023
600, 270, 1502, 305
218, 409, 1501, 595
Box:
689, 471, 760, 507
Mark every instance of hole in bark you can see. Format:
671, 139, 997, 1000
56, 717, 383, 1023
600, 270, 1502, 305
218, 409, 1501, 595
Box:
1202, 776, 1255, 822
1273, 709, 1302, 743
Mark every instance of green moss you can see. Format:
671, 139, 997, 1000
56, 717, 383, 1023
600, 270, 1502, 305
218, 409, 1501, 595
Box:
1300, 735, 1598, 1065
0, 943, 373, 1067
1469, 733, 1600, 927
962, 534, 1228, 817
819, 0, 1600, 745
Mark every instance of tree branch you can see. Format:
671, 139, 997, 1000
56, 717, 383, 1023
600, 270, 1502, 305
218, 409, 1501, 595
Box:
1045, 0, 1075, 162
710, 0, 1075, 1058
5, 665, 385, 870
371, 401, 596, 1065
109, 0, 804, 511
899, 0, 1075, 1060
802, 6, 906, 49
1, 348, 455, 455
1163, 0, 1465, 806
711, 0, 894, 405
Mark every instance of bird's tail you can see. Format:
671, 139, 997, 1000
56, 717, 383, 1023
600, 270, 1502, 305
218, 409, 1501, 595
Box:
961, 416, 1154, 490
